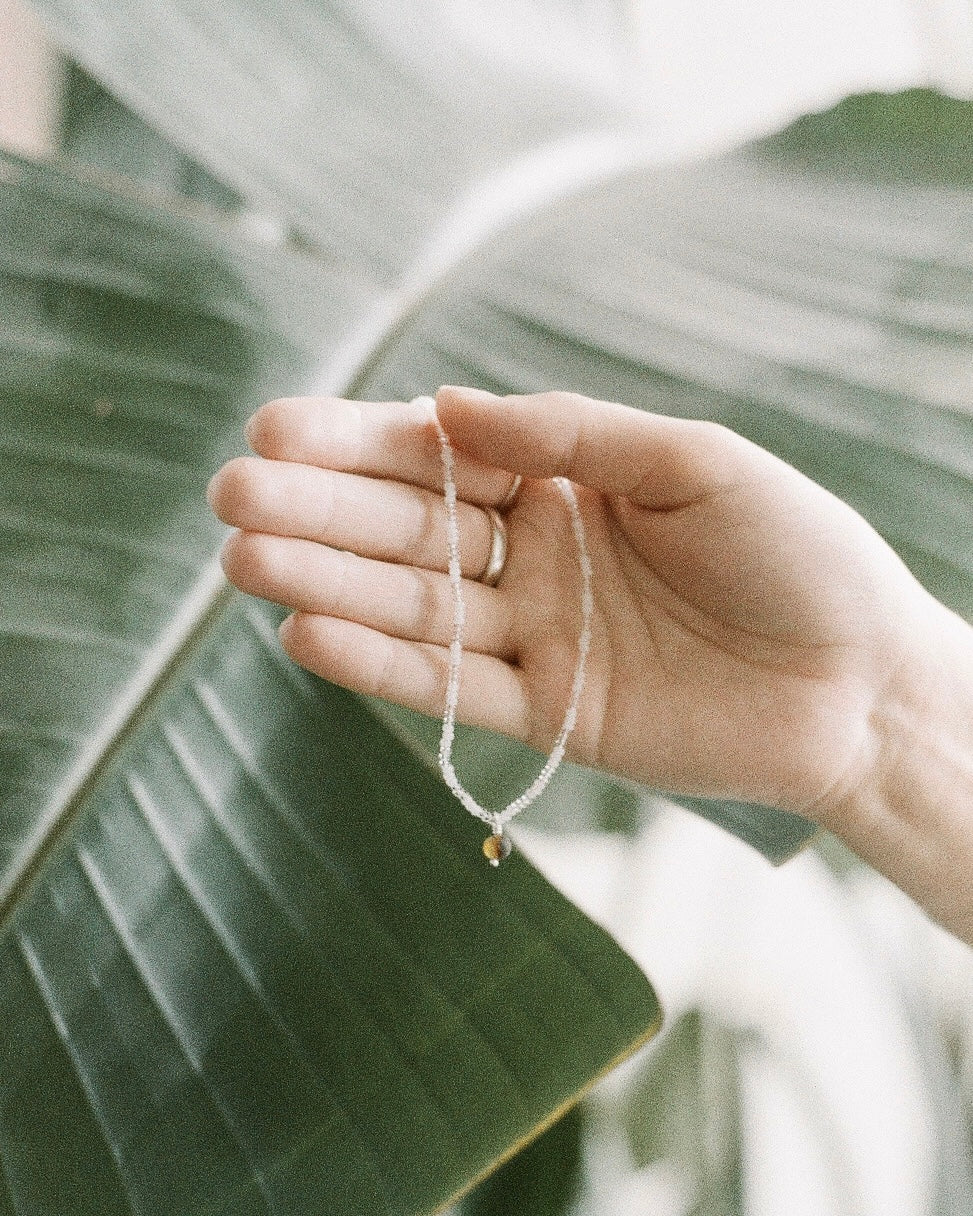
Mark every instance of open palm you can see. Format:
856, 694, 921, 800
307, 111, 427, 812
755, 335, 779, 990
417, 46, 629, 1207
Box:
208, 386, 924, 822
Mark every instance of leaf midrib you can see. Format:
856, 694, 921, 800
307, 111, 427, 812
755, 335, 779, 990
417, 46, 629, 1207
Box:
0, 129, 644, 933
0, 566, 233, 931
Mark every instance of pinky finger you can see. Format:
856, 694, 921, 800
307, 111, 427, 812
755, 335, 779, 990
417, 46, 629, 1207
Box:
279, 612, 530, 739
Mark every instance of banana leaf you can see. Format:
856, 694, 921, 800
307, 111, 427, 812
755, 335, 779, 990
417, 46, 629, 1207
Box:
458, 1103, 586, 1216
6, 4, 973, 1206
60, 63, 240, 208
0, 152, 660, 1215
360, 90, 973, 628
626, 1009, 744, 1216
28, 0, 629, 284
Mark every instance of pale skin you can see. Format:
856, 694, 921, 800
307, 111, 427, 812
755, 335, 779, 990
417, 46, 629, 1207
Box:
207, 386, 973, 944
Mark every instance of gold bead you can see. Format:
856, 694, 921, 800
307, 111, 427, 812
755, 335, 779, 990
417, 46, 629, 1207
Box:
483, 833, 512, 866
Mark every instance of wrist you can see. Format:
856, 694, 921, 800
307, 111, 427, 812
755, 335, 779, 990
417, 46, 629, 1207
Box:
824, 594, 973, 942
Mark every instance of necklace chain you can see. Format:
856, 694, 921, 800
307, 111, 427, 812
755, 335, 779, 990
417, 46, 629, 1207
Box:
418, 396, 594, 843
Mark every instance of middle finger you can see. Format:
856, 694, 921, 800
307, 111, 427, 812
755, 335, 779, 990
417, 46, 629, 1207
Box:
208, 456, 498, 578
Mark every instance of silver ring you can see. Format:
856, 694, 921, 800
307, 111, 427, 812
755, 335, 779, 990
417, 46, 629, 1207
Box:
495, 474, 522, 514
478, 507, 508, 586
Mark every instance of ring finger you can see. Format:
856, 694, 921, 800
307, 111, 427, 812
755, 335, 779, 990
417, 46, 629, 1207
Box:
221, 531, 516, 658
208, 456, 500, 579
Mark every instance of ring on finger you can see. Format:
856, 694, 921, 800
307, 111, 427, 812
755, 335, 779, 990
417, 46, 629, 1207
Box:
495, 474, 522, 513
478, 507, 508, 586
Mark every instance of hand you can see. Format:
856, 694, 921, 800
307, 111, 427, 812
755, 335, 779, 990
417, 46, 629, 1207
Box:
206, 386, 932, 823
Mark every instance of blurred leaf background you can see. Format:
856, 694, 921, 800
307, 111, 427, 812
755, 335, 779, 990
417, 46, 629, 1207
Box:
1, 1, 973, 1214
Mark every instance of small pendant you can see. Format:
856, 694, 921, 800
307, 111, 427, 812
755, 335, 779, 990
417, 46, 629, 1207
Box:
483, 832, 512, 867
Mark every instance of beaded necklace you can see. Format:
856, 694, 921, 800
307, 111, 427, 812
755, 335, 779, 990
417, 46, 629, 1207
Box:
417, 396, 593, 866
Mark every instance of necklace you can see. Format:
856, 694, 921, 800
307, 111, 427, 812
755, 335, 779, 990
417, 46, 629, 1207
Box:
418, 396, 594, 866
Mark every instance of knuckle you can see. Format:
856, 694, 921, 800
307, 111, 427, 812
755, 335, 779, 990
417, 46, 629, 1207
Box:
401, 567, 438, 639
323, 548, 352, 612
689, 418, 741, 449
645, 418, 757, 509
401, 495, 436, 567
535, 389, 585, 410
686, 418, 753, 477
370, 639, 400, 702
688, 417, 720, 440
546, 404, 587, 481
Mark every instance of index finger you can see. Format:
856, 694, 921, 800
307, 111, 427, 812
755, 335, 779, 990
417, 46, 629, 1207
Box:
435, 386, 765, 510
244, 395, 520, 507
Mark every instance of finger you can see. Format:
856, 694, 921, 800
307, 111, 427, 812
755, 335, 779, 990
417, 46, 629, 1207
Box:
279, 612, 529, 739
435, 386, 763, 510
221, 531, 515, 658
244, 394, 521, 508
207, 457, 497, 578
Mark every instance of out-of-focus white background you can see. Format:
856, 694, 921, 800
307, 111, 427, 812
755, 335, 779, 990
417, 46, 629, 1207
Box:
0, 0, 59, 155
2, 2, 973, 1213
5, 0, 973, 160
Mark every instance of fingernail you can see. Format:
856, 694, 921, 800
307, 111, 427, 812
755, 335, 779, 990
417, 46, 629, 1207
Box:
438, 385, 498, 402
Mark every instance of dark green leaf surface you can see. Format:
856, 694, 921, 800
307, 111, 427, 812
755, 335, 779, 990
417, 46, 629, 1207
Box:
0, 149, 366, 897
378, 704, 646, 838
357, 90, 973, 857
4, 68, 973, 1213
459, 1103, 585, 1216
0, 152, 660, 1214
1, 596, 659, 1216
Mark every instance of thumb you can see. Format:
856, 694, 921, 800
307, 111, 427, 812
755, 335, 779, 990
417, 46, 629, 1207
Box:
435, 386, 754, 510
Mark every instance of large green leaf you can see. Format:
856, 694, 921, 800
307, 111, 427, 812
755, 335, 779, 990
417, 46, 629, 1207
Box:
60, 63, 241, 208
0, 151, 358, 895
0, 152, 661, 1214
29, 0, 630, 281
362, 89, 973, 620
5, 19, 973, 1204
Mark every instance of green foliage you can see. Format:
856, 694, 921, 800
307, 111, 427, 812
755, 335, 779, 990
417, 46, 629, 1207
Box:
764, 88, 973, 183
626, 1010, 743, 1216
0, 150, 660, 1214
60, 63, 240, 207
3, 1, 973, 1210
459, 1105, 586, 1216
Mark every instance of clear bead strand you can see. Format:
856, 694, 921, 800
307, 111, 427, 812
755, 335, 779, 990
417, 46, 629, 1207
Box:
417, 396, 593, 840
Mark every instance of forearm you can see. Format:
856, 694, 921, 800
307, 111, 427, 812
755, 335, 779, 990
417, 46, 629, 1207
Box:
823, 597, 973, 944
